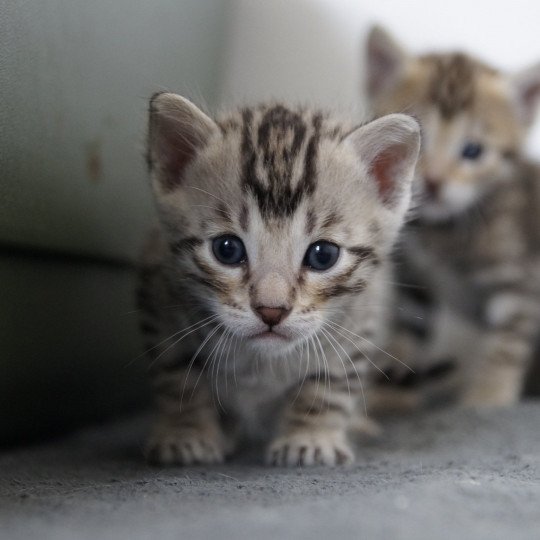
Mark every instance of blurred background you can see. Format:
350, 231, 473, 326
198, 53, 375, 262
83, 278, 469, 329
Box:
1, 0, 539, 446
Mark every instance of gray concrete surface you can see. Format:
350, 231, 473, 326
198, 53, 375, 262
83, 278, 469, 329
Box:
1, 403, 539, 540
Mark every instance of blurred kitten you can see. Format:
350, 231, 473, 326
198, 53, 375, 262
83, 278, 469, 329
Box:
365, 26, 540, 407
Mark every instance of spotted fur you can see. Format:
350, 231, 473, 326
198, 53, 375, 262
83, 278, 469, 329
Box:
139, 93, 420, 465
365, 26, 540, 407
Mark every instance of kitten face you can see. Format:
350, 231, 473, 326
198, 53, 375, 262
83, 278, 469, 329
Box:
412, 77, 519, 221
148, 95, 420, 358
366, 26, 540, 222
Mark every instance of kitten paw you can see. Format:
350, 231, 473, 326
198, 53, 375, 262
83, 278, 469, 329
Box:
145, 427, 225, 466
461, 391, 518, 408
461, 375, 521, 408
267, 430, 354, 467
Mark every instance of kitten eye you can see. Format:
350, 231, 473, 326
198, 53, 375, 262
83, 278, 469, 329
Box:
212, 235, 246, 265
303, 241, 340, 271
461, 142, 483, 160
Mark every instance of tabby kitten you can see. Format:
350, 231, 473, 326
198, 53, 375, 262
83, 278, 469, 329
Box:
139, 92, 420, 466
365, 26, 540, 407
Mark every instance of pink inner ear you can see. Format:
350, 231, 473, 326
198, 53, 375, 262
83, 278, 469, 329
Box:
154, 119, 197, 192
371, 145, 403, 205
368, 49, 394, 95
522, 81, 540, 118
367, 35, 401, 97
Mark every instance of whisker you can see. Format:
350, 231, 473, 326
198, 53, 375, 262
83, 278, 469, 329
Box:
319, 328, 350, 399
291, 333, 312, 406
223, 329, 236, 396
218, 328, 234, 405
304, 335, 322, 416
297, 338, 305, 380
126, 302, 215, 316
321, 326, 368, 417
318, 303, 395, 310
327, 319, 414, 373
212, 328, 232, 412
313, 333, 330, 417
192, 204, 231, 217
380, 280, 428, 290
232, 334, 240, 389
180, 323, 223, 409
145, 315, 220, 370
186, 185, 229, 206
318, 304, 417, 316
208, 329, 225, 410
191, 325, 227, 405
323, 321, 389, 380
130, 314, 218, 366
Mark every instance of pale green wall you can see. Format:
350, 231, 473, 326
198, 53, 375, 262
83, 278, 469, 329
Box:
1, 0, 227, 261
0, 0, 228, 444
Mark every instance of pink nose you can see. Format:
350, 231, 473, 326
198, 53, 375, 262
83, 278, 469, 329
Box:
255, 306, 290, 327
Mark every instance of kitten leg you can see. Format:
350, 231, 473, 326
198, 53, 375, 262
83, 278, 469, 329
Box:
462, 332, 534, 406
145, 367, 227, 465
365, 330, 424, 414
267, 377, 355, 467
462, 292, 538, 407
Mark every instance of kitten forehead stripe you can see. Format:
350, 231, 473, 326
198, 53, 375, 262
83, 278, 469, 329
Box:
305, 208, 317, 235
239, 203, 249, 232
240, 104, 322, 220
257, 105, 307, 176
421, 53, 496, 119
423, 53, 475, 118
300, 113, 322, 196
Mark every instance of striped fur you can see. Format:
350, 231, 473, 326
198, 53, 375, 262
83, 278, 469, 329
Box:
140, 93, 420, 466
366, 26, 540, 407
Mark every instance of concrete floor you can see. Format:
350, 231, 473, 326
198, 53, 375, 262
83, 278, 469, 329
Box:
1, 403, 539, 540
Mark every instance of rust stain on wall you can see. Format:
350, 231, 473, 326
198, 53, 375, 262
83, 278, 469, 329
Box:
86, 138, 103, 183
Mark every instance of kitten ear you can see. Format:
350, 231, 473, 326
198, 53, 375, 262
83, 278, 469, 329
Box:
366, 25, 407, 99
512, 63, 540, 126
345, 114, 421, 215
148, 92, 218, 191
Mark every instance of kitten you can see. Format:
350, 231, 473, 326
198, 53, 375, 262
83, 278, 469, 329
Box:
365, 26, 540, 407
139, 92, 420, 466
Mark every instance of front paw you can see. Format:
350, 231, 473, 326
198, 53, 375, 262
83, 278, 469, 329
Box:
145, 425, 225, 466
267, 430, 354, 467
461, 374, 522, 408
461, 390, 518, 408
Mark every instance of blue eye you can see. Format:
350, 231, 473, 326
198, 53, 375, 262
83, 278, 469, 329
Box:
303, 241, 340, 271
461, 142, 483, 160
212, 235, 246, 265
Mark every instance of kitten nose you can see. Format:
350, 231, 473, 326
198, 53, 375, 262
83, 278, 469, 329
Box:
255, 306, 290, 327
425, 177, 441, 199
